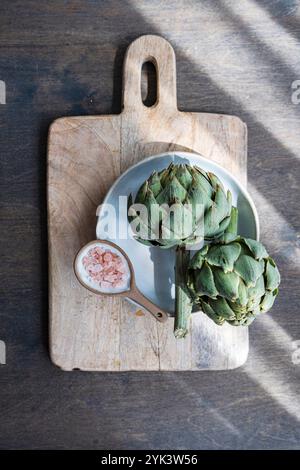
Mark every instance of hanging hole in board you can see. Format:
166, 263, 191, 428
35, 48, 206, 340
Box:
141, 60, 157, 107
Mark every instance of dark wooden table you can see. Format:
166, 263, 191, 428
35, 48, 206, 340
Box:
1, 0, 300, 450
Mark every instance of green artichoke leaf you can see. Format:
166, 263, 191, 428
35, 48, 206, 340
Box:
214, 185, 231, 222
207, 193, 232, 239
238, 240, 253, 257
148, 171, 162, 197
234, 255, 265, 287
195, 262, 219, 298
156, 176, 187, 205
158, 166, 170, 187
212, 216, 231, 238
174, 164, 193, 190
193, 168, 214, 198
204, 186, 231, 238
133, 217, 158, 242
228, 300, 247, 314
189, 252, 204, 269
244, 238, 269, 260
207, 172, 225, 192
265, 258, 281, 291
204, 206, 222, 238
226, 189, 232, 207
189, 244, 209, 269
213, 268, 240, 301
205, 242, 241, 272
220, 233, 238, 244
180, 202, 196, 239
135, 181, 148, 204
142, 189, 159, 215
159, 223, 180, 245
247, 296, 261, 311
237, 278, 248, 307
133, 191, 161, 240
186, 184, 211, 214
229, 313, 256, 326
198, 244, 209, 256
260, 290, 277, 313
184, 234, 203, 246
247, 273, 265, 301
161, 201, 193, 241
208, 297, 236, 320
225, 206, 238, 236
200, 300, 225, 325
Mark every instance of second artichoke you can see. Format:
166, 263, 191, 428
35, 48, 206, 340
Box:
188, 234, 280, 326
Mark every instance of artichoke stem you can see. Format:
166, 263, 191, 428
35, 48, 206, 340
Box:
174, 246, 193, 339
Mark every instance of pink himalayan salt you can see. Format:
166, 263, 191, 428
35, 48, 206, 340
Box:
82, 246, 128, 289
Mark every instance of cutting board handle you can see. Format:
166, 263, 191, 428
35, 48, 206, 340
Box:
122, 35, 177, 113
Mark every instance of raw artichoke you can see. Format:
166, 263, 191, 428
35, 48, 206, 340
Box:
128, 163, 233, 247
187, 234, 280, 326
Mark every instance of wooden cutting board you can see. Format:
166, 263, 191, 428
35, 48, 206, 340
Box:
48, 35, 248, 371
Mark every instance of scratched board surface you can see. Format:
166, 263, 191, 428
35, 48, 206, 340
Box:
1, 0, 299, 449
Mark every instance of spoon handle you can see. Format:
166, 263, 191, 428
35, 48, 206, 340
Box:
127, 289, 169, 323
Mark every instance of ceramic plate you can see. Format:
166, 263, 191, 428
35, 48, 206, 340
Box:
96, 152, 259, 314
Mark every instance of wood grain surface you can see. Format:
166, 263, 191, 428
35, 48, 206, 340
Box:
48, 35, 248, 371
0, 0, 300, 449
